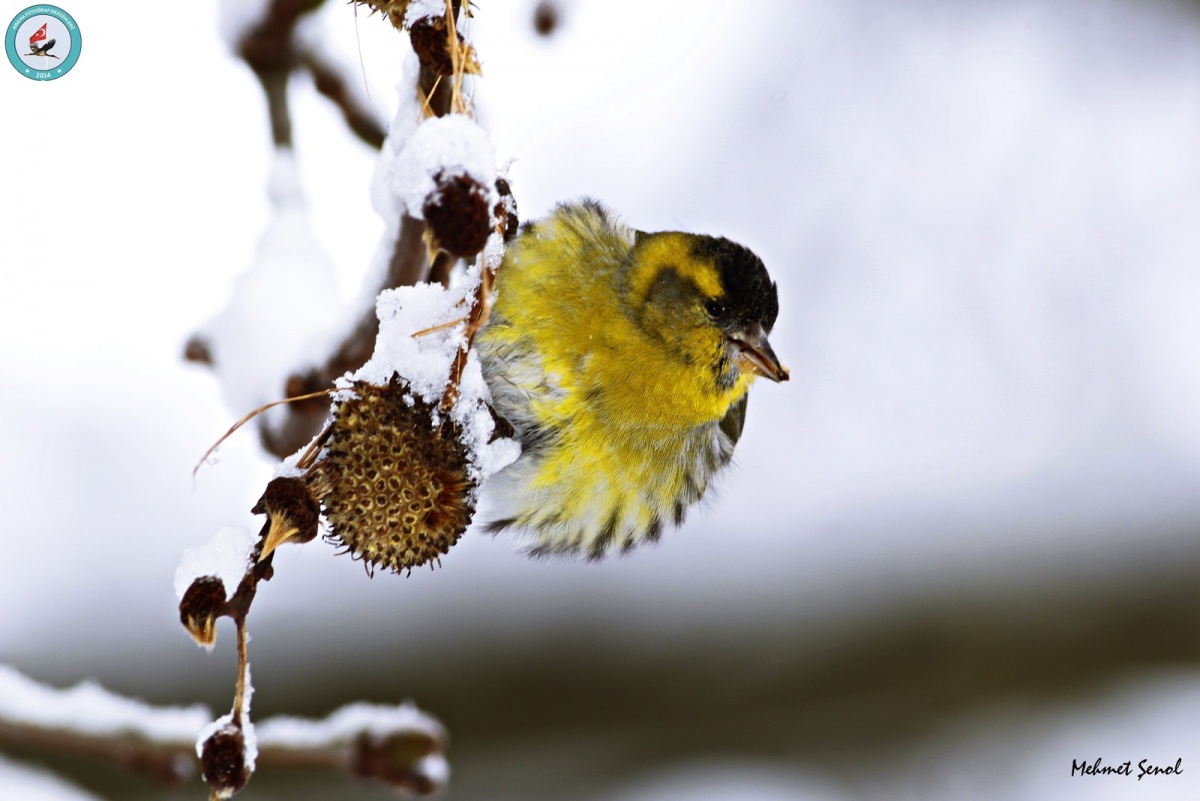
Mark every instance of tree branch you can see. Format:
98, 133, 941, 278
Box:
296, 45, 387, 149
0, 666, 446, 795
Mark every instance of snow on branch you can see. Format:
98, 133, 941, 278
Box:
0, 664, 207, 785
0, 666, 447, 795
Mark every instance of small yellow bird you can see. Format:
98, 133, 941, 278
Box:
476, 200, 787, 558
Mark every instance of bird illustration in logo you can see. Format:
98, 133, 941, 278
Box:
26, 23, 58, 59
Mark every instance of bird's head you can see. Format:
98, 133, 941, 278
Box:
626, 231, 788, 394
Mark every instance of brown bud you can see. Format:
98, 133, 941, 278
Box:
320, 374, 476, 575
409, 15, 456, 77
424, 172, 492, 257
200, 725, 250, 797
409, 14, 481, 78
179, 577, 227, 648
533, 1, 560, 36
252, 476, 321, 562
183, 335, 213, 365
353, 729, 446, 795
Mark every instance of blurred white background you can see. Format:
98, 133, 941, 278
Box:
2, 0, 1199, 798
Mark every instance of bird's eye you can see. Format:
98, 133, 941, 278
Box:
704, 299, 725, 318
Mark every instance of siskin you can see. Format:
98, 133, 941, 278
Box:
476, 200, 788, 558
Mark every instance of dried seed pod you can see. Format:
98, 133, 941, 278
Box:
320, 374, 476, 575
424, 172, 492, 257
200, 724, 251, 798
179, 576, 227, 648
252, 476, 321, 562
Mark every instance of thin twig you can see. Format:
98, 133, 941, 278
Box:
411, 316, 468, 338
232, 621, 250, 727
443, 0, 466, 114
418, 74, 444, 119
296, 45, 387, 149
295, 423, 334, 472
193, 390, 334, 479
439, 262, 494, 412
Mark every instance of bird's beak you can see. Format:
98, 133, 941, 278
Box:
727, 324, 789, 382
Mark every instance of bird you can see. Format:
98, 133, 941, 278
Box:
475, 200, 788, 559
27, 39, 58, 58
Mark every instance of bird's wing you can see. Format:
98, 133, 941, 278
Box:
43, 39, 55, 52
718, 394, 748, 447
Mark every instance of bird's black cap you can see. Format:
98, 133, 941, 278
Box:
690, 236, 779, 333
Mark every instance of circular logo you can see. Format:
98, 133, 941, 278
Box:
6, 5, 81, 81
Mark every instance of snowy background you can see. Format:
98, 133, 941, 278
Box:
2, 0, 1200, 798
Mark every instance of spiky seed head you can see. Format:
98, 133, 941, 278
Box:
320, 374, 476, 575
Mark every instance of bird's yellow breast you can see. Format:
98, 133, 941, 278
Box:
488, 211, 749, 431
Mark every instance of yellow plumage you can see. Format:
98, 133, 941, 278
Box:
477, 201, 787, 558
